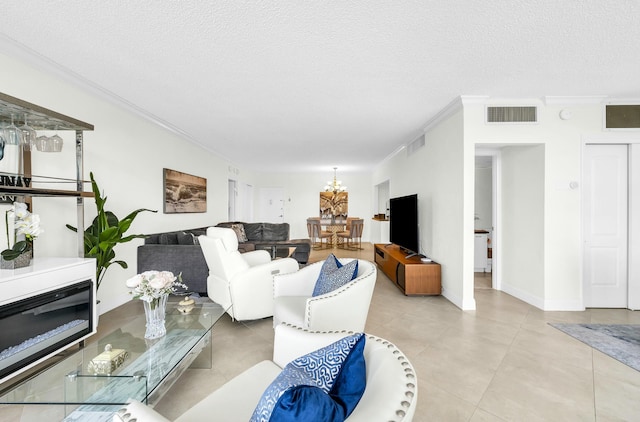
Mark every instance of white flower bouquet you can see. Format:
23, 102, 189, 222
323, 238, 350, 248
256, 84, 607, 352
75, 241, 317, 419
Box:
125, 270, 187, 308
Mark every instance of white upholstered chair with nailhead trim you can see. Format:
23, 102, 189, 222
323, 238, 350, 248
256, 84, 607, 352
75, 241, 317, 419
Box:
272, 258, 377, 332
113, 324, 418, 422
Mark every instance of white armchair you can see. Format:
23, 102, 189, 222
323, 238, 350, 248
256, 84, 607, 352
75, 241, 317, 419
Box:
199, 227, 299, 321
273, 258, 377, 332
113, 324, 418, 422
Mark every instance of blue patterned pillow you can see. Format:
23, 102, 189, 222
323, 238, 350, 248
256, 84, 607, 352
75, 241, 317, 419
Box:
250, 333, 366, 422
312, 254, 359, 297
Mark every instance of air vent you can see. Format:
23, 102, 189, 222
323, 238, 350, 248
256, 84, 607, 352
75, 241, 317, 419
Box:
606, 105, 640, 128
407, 134, 425, 156
487, 106, 537, 123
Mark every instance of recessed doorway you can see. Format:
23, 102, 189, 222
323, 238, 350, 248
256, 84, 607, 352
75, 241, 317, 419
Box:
474, 153, 494, 289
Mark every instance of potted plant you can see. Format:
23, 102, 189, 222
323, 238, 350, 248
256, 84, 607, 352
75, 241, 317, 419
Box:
67, 172, 157, 291
1, 202, 43, 268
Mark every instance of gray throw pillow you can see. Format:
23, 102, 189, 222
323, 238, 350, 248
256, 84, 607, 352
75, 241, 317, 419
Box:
159, 233, 179, 245
231, 224, 249, 242
177, 232, 195, 245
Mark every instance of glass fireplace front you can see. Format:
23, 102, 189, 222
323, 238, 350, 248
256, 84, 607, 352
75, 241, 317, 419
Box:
0, 280, 93, 382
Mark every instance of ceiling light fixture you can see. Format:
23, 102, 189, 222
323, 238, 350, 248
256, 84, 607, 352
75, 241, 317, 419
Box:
324, 167, 347, 193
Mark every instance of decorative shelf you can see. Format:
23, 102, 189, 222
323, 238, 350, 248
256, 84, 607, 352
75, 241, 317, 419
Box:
0, 92, 93, 131
0, 185, 94, 198
0, 91, 94, 257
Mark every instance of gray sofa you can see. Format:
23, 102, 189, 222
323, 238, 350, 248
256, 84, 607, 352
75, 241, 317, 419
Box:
137, 227, 209, 294
137, 223, 311, 294
215, 222, 311, 264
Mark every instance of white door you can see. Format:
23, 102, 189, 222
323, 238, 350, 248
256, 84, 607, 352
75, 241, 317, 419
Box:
228, 180, 237, 220
583, 144, 628, 307
474, 233, 488, 272
258, 188, 285, 223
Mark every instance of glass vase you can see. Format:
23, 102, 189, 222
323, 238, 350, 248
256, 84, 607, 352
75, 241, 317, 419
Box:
143, 294, 168, 339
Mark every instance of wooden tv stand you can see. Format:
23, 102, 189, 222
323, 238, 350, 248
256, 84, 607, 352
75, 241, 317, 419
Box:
374, 244, 441, 295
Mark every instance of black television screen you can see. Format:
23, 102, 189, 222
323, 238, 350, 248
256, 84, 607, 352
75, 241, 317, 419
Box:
389, 194, 419, 256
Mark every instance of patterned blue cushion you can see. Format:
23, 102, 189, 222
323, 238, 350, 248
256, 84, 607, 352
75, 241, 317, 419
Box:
326, 333, 367, 418
250, 333, 366, 422
312, 254, 358, 297
270, 385, 343, 421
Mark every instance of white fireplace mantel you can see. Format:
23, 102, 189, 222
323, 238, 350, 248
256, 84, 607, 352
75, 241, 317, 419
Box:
0, 257, 96, 306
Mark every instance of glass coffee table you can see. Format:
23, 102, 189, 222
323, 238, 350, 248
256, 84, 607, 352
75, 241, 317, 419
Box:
0, 299, 226, 421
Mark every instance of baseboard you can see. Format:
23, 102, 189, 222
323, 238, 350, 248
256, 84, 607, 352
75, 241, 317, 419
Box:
442, 288, 476, 311
500, 282, 545, 310
500, 282, 585, 311
542, 299, 585, 311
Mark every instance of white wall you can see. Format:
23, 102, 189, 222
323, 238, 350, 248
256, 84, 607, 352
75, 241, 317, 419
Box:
465, 99, 602, 310
371, 97, 633, 312
373, 106, 472, 309
7, 45, 635, 314
500, 145, 545, 305
0, 51, 238, 312
0, 51, 376, 313
253, 171, 373, 241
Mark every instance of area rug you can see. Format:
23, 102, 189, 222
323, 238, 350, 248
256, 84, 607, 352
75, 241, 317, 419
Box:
550, 323, 640, 372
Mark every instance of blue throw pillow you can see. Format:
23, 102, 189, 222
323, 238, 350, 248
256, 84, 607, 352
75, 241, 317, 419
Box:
312, 254, 359, 297
328, 334, 366, 417
268, 385, 344, 422
250, 333, 366, 422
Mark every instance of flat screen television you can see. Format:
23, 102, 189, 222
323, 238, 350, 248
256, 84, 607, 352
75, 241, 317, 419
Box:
389, 194, 419, 257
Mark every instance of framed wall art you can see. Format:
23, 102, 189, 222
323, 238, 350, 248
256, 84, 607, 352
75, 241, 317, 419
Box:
319, 191, 348, 220
163, 168, 207, 213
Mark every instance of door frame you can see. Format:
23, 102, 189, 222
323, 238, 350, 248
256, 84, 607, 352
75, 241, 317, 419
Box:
475, 148, 501, 291
228, 179, 237, 221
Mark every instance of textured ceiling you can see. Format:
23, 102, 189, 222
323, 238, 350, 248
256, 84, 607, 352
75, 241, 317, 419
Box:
1, 1, 639, 173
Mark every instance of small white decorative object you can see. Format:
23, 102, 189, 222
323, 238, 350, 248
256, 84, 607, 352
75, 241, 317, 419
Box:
177, 297, 196, 314
125, 271, 187, 339
87, 344, 129, 375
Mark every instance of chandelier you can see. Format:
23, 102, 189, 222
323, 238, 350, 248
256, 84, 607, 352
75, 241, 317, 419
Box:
324, 167, 347, 193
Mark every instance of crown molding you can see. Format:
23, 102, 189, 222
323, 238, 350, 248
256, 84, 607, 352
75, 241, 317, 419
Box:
0, 34, 234, 164
601, 97, 640, 105
422, 96, 460, 133
543, 96, 608, 105
422, 95, 493, 133
377, 144, 406, 166
459, 95, 492, 104
378, 95, 489, 165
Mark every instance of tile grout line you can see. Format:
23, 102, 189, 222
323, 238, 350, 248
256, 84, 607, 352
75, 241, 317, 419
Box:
471, 305, 530, 422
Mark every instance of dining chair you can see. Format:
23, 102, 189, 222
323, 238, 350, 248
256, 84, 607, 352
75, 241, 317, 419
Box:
337, 218, 364, 250
307, 218, 332, 249
335, 216, 356, 248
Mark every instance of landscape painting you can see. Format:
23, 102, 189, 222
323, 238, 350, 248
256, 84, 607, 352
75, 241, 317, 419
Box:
163, 168, 207, 213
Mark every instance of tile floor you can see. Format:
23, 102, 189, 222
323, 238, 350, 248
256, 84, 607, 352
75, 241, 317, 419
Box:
4, 243, 640, 421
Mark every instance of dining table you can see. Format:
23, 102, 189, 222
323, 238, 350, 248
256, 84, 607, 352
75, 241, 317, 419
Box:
321, 219, 346, 247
